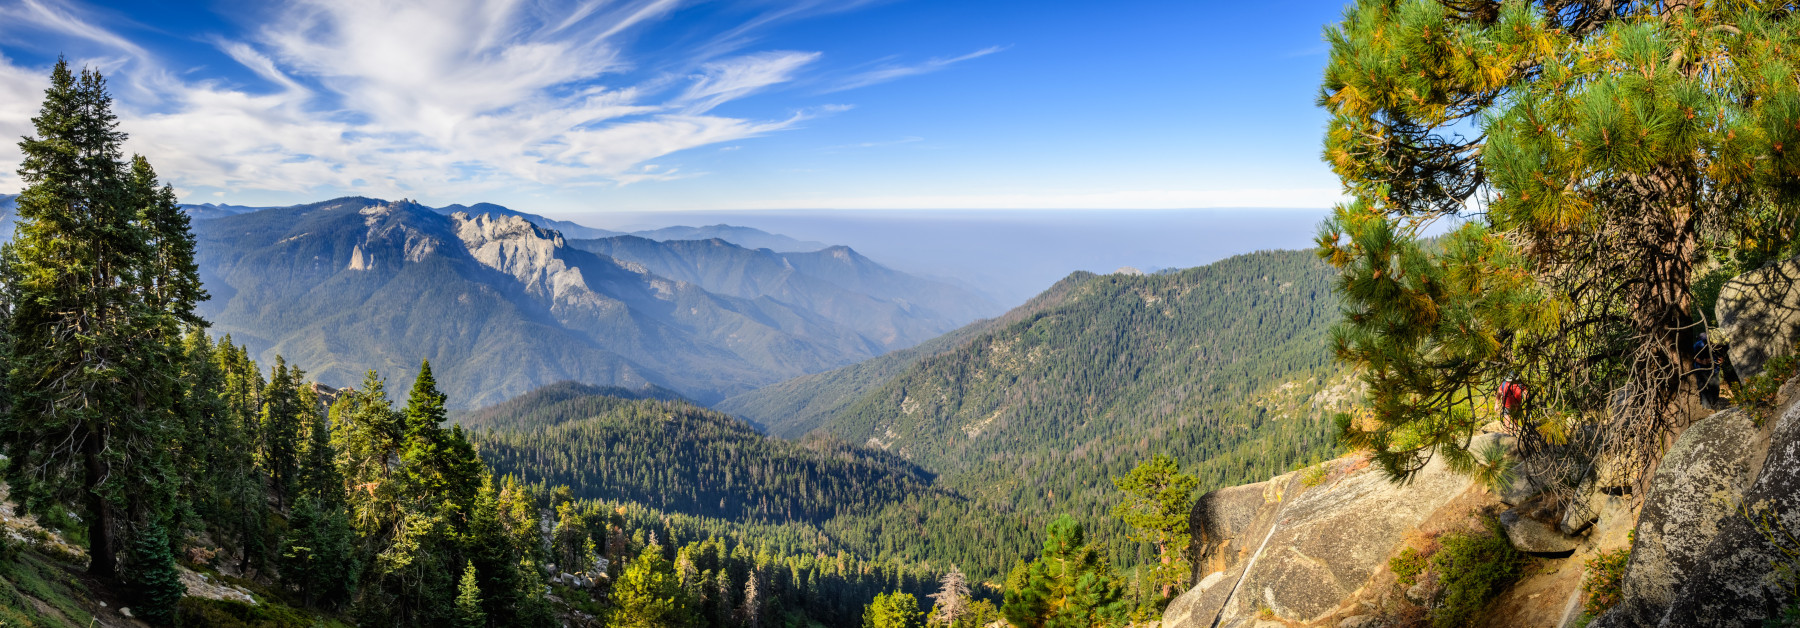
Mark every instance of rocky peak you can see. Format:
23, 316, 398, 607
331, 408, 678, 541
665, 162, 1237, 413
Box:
452, 211, 589, 301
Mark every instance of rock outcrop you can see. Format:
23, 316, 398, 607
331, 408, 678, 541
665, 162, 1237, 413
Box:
1597, 395, 1800, 626
1594, 409, 1758, 626
1717, 257, 1800, 378
1162, 450, 1480, 627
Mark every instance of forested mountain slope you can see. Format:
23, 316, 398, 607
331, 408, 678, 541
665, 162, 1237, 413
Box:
790, 250, 1355, 552
718, 271, 1097, 436
192, 197, 913, 407
464, 385, 1038, 581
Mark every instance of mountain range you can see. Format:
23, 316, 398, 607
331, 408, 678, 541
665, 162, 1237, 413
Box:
188, 197, 998, 407
463, 248, 1351, 579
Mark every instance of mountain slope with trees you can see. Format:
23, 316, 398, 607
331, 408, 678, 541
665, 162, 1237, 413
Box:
717, 271, 1098, 437
778, 251, 1355, 561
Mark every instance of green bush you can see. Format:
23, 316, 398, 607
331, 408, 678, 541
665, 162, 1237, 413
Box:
1581, 548, 1630, 617
1428, 517, 1527, 628
1739, 353, 1800, 421
1390, 546, 1429, 588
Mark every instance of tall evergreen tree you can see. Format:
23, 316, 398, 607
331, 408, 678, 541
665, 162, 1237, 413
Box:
260, 357, 306, 510
0, 59, 200, 580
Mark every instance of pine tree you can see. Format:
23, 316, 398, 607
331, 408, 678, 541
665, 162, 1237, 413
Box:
1001, 516, 1127, 628
553, 500, 591, 572
1317, 0, 1800, 486
1110, 455, 1198, 602
280, 494, 356, 609
609, 544, 692, 628
335, 371, 404, 543
0, 59, 199, 579
863, 591, 924, 628
466, 476, 527, 625
456, 561, 488, 628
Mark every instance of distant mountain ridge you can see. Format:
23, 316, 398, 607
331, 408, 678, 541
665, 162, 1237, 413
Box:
628, 224, 829, 252
190, 196, 988, 407
571, 236, 998, 350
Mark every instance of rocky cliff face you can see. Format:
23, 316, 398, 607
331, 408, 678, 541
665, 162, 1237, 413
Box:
1164, 387, 1800, 628
1162, 446, 1484, 627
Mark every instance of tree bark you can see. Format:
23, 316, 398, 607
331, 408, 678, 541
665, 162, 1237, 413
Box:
84, 425, 116, 579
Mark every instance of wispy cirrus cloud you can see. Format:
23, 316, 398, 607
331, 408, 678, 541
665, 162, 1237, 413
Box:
824, 45, 1004, 93
0, 0, 933, 200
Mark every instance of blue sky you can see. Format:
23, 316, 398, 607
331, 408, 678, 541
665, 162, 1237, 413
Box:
0, 0, 1350, 213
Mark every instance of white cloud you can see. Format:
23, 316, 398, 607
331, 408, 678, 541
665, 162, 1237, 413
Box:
825, 45, 1003, 93
0, 53, 48, 192
679, 51, 821, 113
0, 0, 837, 199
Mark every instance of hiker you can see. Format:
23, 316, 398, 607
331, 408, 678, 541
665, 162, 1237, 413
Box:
1497, 376, 1529, 426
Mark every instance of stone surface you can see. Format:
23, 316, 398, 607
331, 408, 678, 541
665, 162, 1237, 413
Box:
1340, 614, 1382, 628
1499, 507, 1579, 554
1591, 408, 1765, 627
1657, 399, 1800, 625
1164, 454, 1477, 627
178, 567, 258, 605
1717, 258, 1800, 379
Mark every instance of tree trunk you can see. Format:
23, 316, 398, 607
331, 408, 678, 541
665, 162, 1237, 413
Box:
84, 426, 116, 579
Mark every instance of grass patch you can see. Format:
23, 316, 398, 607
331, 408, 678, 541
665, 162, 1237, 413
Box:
0, 550, 96, 627
178, 596, 347, 628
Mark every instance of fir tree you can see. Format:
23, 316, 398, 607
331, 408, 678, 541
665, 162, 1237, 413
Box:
260, 357, 306, 510
456, 561, 487, 628
1, 59, 199, 580
466, 476, 527, 625
280, 494, 356, 609
609, 544, 692, 628
124, 517, 185, 625
863, 591, 924, 628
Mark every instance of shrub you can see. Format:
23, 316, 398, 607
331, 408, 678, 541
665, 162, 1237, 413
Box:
1428, 516, 1527, 628
1390, 546, 1429, 588
1581, 548, 1630, 617
1737, 353, 1800, 421
1300, 463, 1331, 488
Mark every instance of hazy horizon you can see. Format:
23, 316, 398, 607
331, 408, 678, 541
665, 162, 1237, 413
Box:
553, 207, 1333, 306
